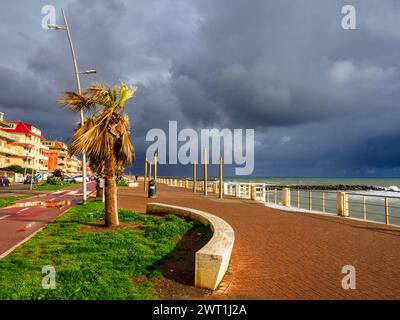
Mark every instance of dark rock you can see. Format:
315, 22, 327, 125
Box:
266, 184, 386, 191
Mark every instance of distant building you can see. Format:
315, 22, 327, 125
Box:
0, 112, 83, 176
0, 113, 49, 172
66, 155, 82, 176
0, 113, 22, 168
44, 140, 68, 172
43, 140, 82, 176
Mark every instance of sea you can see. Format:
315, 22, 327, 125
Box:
220, 177, 400, 224
224, 177, 400, 195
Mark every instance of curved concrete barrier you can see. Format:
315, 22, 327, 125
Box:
146, 203, 235, 290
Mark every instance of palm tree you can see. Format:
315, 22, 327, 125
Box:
58, 83, 137, 227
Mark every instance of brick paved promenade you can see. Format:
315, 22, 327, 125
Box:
118, 183, 400, 299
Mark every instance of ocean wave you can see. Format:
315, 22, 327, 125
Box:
386, 185, 400, 192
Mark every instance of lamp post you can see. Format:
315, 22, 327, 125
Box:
30, 158, 37, 191
48, 9, 96, 203
154, 152, 158, 184
23, 149, 29, 179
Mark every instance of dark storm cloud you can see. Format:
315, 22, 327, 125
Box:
1, 0, 400, 176
170, 0, 400, 129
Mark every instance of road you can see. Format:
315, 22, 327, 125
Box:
0, 181, 96, 258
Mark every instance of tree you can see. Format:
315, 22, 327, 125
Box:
1, 165, 36, 175
53, 169, 63, 179
58, 83, 136, 227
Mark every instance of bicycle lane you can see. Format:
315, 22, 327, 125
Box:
0, 181, 96, 258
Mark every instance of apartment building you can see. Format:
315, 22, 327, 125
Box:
43, 140, 82, 176
0, 113, 23, 168
44, 140, 68, 172
1, 117, 49, 172
66, 155, 82, 176
0, 113, 82, 176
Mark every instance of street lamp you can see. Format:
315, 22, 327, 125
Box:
30, 157, 36, 191
47, 24, 66, 30
79, 70, 97, 75
48, 8, 96, 203
23, 149, 29, 178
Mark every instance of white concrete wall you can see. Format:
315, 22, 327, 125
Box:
146, 203, 235, 290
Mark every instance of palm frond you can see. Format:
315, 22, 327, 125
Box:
118, 83, 137, 108
57, 92, 96, 113
85, 83, 113, 108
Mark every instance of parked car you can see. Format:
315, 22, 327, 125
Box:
73, 176, 90, 183
23, 175, 36, 185
64, 176, 75, 183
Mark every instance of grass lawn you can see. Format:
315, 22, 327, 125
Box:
117, 180, 128, 187
34, 183, 78, 191
0, 200, 211, 300
0, 195, 33, 208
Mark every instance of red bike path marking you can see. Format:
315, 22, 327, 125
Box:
0, 182, 96, 258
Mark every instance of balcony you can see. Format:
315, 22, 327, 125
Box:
11, 142, 35, 148
21, 152, 35, 159
0, 146, 23, 157
0, 130, 19, 142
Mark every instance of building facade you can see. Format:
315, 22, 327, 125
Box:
44, 140, 68, 172
1, 120, 49, 172
0, 113, 23, 168
43, 140, 82, 176
66, 155, 82, 176
0, 113, 50, 172
0, 113, 82, 176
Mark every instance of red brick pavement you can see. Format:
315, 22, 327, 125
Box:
118, 183, 400, 300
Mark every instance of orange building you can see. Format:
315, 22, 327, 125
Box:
42, 140, 82, 176
47, 150, 60, 172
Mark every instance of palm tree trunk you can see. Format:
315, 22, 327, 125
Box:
105, 152, 119, 227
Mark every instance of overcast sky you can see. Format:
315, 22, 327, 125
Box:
1, 0, 400, 177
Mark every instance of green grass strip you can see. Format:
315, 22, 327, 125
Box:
0, 195, 33, 208
0, 200, 211, 300
34, 183, 79, 191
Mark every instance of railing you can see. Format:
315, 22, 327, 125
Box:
280, 189, 338, 214
263, 188, 400, 226
156, 178, 400, 227
0, 147, 23, 156
0, 131, 19, 142
21, 152, 35, 158
346, 193, 400, 226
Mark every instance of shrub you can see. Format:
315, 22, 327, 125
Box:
116, 178, 128, 187
47, 176, 63, 186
